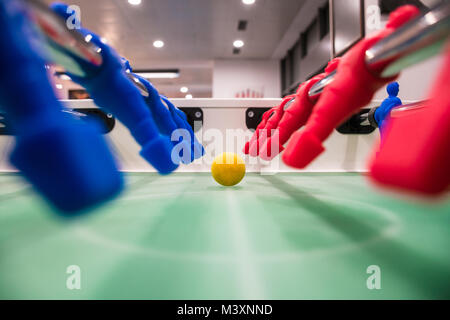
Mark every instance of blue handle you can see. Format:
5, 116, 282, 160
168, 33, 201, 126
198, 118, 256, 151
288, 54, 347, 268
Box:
0, 1, 123, 214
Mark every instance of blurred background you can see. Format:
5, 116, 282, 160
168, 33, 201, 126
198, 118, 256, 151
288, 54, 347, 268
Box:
46, 0, 445, 100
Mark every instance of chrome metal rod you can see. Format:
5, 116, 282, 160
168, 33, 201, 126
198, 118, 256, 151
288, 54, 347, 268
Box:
126, 73, 151, 97
390, 100, 428, 117
25, 0, 102, 75
309, 2, 450, 99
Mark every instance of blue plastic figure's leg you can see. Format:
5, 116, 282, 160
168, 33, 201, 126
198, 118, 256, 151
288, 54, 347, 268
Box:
133, 74, 179, 136
161, 97, 205, 161
0, 1, 123, 213
134, 74, 204, 163
132, 75, 195, 164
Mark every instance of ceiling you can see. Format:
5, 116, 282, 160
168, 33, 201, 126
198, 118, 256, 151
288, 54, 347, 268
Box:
43, 0, 306, 97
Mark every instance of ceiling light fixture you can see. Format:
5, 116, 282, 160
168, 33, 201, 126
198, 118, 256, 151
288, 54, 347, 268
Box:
180, 87, 189, 93
128, 0, 142, 6
233, 40, 245, 48
242, 0, 256, 5
153, 40, 164, 48
133, 69, 180, 79
185, 94, 193, 99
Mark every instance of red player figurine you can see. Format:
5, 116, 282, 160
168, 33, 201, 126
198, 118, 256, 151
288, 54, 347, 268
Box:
243, 58, 340, 160
259, 58, 340, 160
247, 95, 294, 157
282, 5, 420, 169
369, 42, 450, 196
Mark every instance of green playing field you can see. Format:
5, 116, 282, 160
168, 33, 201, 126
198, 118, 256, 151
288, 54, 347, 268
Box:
0, 172, 449, 299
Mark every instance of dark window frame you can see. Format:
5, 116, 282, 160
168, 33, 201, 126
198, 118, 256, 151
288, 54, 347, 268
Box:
319, 2, 330, 39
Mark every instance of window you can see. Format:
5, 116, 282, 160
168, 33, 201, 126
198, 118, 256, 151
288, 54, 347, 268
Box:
287, 48, 295, 85
379, 0, 428, 14
301, 19, 318, 58
319, 2, 330, 39
300, 31, 308, 58
281, 58, 287, 93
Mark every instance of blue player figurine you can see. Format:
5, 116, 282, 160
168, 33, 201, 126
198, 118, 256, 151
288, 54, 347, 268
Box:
0, 1, 205, 214
51, 3, 204, 171
0, 0, 123, 213
372, 82, 403, 136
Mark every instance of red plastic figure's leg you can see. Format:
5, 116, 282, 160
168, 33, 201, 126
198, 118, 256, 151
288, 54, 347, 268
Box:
247, 96, 292, 156
255, 96, 294, 159
258, 81, 318, 160
369, 44, 450, 196
282, 5, 420, 169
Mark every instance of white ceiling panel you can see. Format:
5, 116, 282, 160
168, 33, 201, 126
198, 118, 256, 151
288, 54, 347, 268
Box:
43, 0, 306, 62
42, 0, 306, 97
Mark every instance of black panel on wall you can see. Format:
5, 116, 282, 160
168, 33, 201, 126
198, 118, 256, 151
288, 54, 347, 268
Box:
287, 48, 295, 85
319, 2, 330, 39
379, 0, 429, 14
292, 40, 301, 82
280, 58, 287, 93
300, 32, 308, 58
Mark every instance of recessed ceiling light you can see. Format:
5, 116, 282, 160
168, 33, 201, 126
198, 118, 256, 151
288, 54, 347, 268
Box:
100, 37, 108, 44
180, 87, 189, 93
153, 40, 164, 48
233, 40, 244, 48
137, 72, 179, 79
128, 0, 142, 5
84, 34, 93, 42
242, 0, 256, 5
185, 94, 193, 99
55, 84, 63, 90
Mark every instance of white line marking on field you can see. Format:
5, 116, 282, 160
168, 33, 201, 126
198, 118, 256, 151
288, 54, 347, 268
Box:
226, 189, 266, 299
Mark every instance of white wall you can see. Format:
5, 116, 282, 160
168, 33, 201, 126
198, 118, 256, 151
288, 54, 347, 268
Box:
373, 55, 444, 101
212, 59, 281, 99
